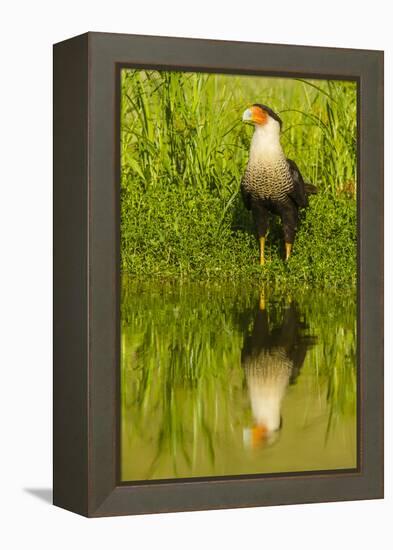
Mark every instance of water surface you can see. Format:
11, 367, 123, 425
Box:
121, 281, 357, 481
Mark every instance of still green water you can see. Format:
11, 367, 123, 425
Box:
121, 281, 357, 481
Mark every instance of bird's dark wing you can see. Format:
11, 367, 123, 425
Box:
241, 181, 252, 211
275, 303, 317, 385
286, 158, 308, 208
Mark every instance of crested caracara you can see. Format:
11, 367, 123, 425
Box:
241, 104, 317, 264
242, 296, 316, 448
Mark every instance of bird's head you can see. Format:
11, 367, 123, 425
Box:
242, 104, 283, 131
243, 420, 282, 449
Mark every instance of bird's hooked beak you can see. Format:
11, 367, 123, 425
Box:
242, 108, 253, 124
243, 424, 269, 448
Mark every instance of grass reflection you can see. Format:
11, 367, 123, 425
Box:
121, 280, 356, 480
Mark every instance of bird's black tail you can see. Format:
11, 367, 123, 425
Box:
304, 183, 317, 195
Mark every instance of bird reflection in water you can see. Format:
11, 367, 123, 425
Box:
242, 291, 316, 449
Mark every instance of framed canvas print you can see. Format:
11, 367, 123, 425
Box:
53, 32, 384, 517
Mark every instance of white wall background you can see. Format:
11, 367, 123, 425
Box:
1, 1, 391, 548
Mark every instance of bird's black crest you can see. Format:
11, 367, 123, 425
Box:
253, 103, 283, 129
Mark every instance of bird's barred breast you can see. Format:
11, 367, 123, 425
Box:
244, 348, 294, 379
243, 158, 293, 202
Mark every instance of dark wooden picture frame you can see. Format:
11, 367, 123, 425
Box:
53, 32, 383, 517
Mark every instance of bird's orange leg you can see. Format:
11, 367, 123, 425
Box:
285, 242, 292, 260
259, 237, 266, 266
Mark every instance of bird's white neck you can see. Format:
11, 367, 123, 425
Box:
249, 119, 284, 163
248, 372, 288, 432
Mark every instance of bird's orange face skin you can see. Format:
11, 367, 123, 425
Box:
251, 424, 268, 448
250, 105, 268, 125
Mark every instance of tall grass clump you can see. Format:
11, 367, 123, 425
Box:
281, 79, 357, 196
121, 70, 357, 287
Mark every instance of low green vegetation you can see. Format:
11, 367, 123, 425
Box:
120, 70, 357, 287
